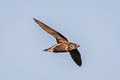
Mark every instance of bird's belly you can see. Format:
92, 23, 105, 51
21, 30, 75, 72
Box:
53, 44, 68, 52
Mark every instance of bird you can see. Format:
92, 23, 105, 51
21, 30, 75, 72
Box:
33, 18, 82, 67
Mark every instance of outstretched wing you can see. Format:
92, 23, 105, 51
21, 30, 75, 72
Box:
33, 18, 68, 43
69, 49, 82, 67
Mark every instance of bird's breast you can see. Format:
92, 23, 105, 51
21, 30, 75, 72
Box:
53, 43, 69, 52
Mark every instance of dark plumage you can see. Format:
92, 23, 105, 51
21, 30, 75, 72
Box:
33, 18, 82, 67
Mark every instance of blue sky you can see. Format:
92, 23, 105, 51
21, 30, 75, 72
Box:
0, 0, 120, 80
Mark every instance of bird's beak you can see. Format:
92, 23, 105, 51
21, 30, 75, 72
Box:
77, 44, 80, 47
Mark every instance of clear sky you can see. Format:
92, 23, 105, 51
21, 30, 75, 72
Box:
0, 0, 120, 80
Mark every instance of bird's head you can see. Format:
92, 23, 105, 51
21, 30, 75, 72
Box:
68, 42, 80, 50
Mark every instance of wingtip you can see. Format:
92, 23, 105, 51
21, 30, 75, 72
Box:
33, 17, 35, 20
33, 18, 38, 22
33, 18, 43, 25
77, 63, 82, 67
78, 59, 82, 67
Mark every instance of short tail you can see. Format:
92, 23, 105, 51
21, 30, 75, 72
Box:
43, 49, 48, 51
43, 48, 53, 52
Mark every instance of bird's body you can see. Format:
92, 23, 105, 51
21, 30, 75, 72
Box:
33, 18, 82, 67
44, 42, 80, 52
44, 43, 68, 52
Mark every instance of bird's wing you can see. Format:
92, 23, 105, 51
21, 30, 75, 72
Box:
69, 49, 82, 67
33, 18, 68, 43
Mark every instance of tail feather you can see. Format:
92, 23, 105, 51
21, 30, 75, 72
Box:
43, 49, 49, 51
43, 48, 53, 52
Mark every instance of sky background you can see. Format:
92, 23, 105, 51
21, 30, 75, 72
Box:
0, 0, 120, 80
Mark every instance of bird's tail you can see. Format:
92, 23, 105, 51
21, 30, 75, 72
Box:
43, 49, 48, 51
43, 48, 53, 52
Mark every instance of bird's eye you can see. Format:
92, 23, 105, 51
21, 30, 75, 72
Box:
70, 45, 74, 49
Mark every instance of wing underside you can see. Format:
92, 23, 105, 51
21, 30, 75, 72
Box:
33, 18, 68, 43
69, 49, 82, 67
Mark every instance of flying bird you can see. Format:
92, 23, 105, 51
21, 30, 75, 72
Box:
33, 18, 82, 67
